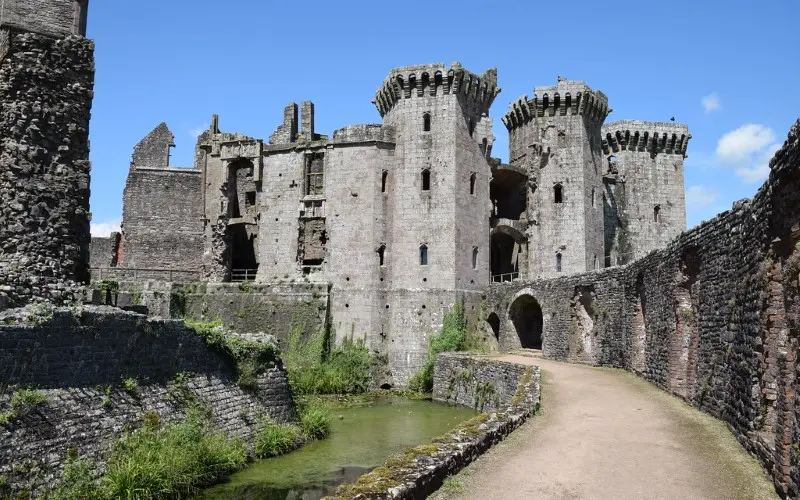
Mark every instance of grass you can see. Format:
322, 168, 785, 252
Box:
441, 476, 464, 494
255, 420, 300, 458
286, 334, 373, 395
298, 400, 332, 440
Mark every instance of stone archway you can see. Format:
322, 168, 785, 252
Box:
486, 312, 500, 341
509, 295, 543, 349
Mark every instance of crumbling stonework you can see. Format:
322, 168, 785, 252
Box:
0, 306, 295, 496
488, 119, 800, 497
0, 25, 94, 307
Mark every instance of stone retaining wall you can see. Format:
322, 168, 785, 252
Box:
325, 356, 540, 499
0, 306, 295, 497
432, 352, 530, 412
488, 119, 800, 497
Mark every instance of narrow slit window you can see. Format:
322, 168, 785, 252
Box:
591, 187, 595, 208
472, 247, 479, 270
423, 113, 431, 132
420, 245, 428, 266
654, 205, 661, 223
421, 169, 431, 191
469, 173, 476, 195
468, 119, 475, 137
377, 244, 386, 266
554, 184, 563, 204
556, 253, 562, 272
381, 170, 388, 193
593, 255, 598, 270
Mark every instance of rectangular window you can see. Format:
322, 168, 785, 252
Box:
420, 245, 428, 266
304, 153, 324, 196
245, 191, 256, 207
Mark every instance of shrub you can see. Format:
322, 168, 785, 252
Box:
121, 377, 138, 394
408, 302, 471, 393
298, 401, 332, 440
103, 407, 247, 498
255, 420, 300, 458
0, 411, 12, 425
287, 336, 372, 395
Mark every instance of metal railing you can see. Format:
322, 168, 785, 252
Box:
92, 267, 202, 282
491, 272, 519, 283
230, 269, 258, 282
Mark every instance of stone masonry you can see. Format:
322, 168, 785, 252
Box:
0, 2, 94, 308
99, 64, 685, 386
487, 120, 800, 497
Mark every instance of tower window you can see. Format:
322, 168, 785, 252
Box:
472, 247, 479, 270
420, 245, 428, 266
594, 255, 598, 270
421, 169, 431, 191
554, 184, 563, 204
423, 113, 431, 132
304, 153, 324, 196
468, 119, 475, 137
377, 244, 386, 266
556, 253, 562, 272
654, 205, 661, 223
591, 187, 595, 208
381, 170, 388, 193
470, 173, 476, 195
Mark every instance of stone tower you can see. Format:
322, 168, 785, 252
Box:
374, 63, 500, 381
503, 78, 610, 278
0, 0, 94, 308
601, 120, 690, 264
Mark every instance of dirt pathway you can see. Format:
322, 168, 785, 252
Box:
431, 354, 777, 500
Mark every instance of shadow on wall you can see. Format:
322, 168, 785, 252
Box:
508, 294, 543, 349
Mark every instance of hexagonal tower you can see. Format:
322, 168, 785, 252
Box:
374, 63, 499, 382
601, 120, 690, 264
503, 78, 610, 278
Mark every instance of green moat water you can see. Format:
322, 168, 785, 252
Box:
199, 396, 475, 499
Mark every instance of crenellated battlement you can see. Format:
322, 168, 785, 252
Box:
601, 120, 691, 156
373, 62, 500, 117
502, 78, 610, 131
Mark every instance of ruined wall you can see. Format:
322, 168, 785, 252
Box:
88, 232, 120, 270
0, 306, 294, 496
0, 0, 87, 38
121, 167, 203, 270
0, 31, 94, 308
433, 352, 531, 412
487, 119, 800, 497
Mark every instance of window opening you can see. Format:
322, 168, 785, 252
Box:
654, 205, 661, 223
381, 170, 388, 193
556, 253, 562, 272
472, 247, 479, 270
377, 244, 386, 266
470, 173, 476, 195
420, 245, 428, 266
304, 152, 324, 196
422, 169, 431, 191
423, 113, 431, 132
554, 184, 563, 204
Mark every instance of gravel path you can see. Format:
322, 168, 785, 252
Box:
431, 353, 777, 500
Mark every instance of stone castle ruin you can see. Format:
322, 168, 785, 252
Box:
94, 65, 690, 383
4, 0, 800, 496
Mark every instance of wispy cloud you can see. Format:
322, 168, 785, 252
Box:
189, 124, 209, 139
91, 218, 121, 237
685, 185, 719, 210
715, 124, 781, 184
701, 93, 721, 114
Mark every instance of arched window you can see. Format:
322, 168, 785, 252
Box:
381, 170, 388, 193
468, 119, 475, 137
423, 113, 431, 132
377, 244, 386, 266
420, 245, 428, 266
654, 205, 661, 223
556, 253, 562, 272
554, 184, 563, 204
593, 255, 598, 270
472, 247, 479, 270
469, 173, 476, 195
421, 169, 431, 191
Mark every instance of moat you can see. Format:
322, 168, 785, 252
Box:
199, 396, 475, 499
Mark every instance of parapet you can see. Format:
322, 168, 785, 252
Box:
502, 78, 610, 130
131, 123, 175, 169
332, 124, 395, 145
373, 62, 501, 117
601, 120, 691, 156
0, 0, 88, 38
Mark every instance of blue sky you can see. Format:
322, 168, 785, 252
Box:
86, 0, 800, 236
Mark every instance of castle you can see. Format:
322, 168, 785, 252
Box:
93, 63, 691, 383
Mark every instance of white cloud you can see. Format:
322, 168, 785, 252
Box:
189, 124, 209, 139
91, 218, 121, 237
685, 185, 719, 210
714, 124, 781, 184
701, 93, 721, 114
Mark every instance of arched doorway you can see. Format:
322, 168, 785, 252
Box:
509, 295, 543, 349
486, 312, 500, 341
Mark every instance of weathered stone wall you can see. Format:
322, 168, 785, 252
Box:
488, 119, 800, 497
0, 31, 94, 308
0, 0, 87, 38
0, 306, 295, 496
120, 166, 203, 271
88, 232, 120, 270
433, 352, 530, 412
